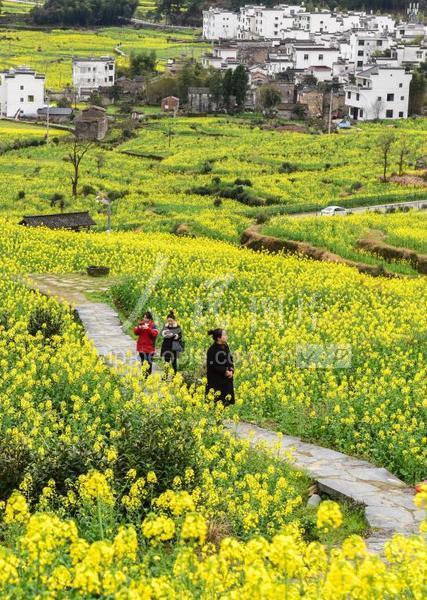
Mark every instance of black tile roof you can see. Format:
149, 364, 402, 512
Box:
20, 211, 96, 229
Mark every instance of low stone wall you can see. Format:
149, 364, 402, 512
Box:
357, 237, 427, 274
241, 227, 396, 278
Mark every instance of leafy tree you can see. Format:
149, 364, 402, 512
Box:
208, 70, 223, 106
232, 65, 248, 109
32, 0, 138, 26
129, 51, 157, 77
409, 66, 426, 116
222, 69, 233, 108
146, 77, 179, 104
258, 85, 282, 111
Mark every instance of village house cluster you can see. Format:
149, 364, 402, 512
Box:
202, 2, 426, 120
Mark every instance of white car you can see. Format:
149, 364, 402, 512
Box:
320, 205, 348, 216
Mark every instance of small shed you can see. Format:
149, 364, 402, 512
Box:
75, 106, 108, 141
37, 107, 74, 123
161, 96, 179, 112
20, 211, 96, 232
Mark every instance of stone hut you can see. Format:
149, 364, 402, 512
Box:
75, 106, 108, 141
187, 87, 212, 113
161, 96, 180, 112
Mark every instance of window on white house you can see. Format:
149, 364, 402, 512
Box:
378, 96, 382, 101
109, 65, 114, 70
400, 96, 404, 101
109, 76, 113, 82
356, 93, 360, 100
399, 83, 403, 88
20, 98, 24, 102
318, 54, 323, 60
399, 111, 404, 117
27, 95, 34, 102
358, 50, 363, 56
359, 40, 365, 46
304, 54, 308, 60
377, 40, 382, 46
386, 109, 393, 118
360, 109, 363, 116
357, 61, 363, 67
20, 85, 24, 90
387, 93, 394, 101
104, 77, 107, 82
347, 91, 351, 99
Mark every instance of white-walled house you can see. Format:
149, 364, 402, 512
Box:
344, 65, 412, 121
365, 14, 395, 34
392, 44, 427, 67
395, 22, 425, 42
0, 66, 45, 118
201, 46, 239, 69
72, 56, 115, 99
292, 45, 339, 70
296, 11, 341, 34
202, 7, 239, 40
265, 53, 293, 75
349, 32, 392, 69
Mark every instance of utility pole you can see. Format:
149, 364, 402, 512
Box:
45, 93, 50, 142
96, 193, 112, 233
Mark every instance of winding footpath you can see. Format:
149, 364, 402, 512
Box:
29, 273, 423, 553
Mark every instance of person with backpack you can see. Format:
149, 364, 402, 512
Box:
160, 311, 184, 373
134, 311, 158, 375
206, 328, 235, 406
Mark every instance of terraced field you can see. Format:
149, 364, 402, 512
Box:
1, 116, 425, 242
0, 26, 206, 89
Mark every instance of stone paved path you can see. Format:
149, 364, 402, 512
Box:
224, 421, 423, 553
29, 273, 423, 553
29, 273, 160, 371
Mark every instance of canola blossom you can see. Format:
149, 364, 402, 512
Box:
0, 117, 425, 242
264, 209, 427, 275
0, 220, 426, 596
1, 219, 425, 481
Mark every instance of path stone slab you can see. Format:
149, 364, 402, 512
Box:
226, 421, 420, 553
27, 275, 420, 556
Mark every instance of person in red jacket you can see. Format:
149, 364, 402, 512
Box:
134, 311, 158, 375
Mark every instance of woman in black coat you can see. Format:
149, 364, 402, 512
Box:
160, 311, 183, 373
206, 328, 235, 406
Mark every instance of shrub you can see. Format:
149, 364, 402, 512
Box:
279, 162, 298, 174
28, 305, 64, 340
255, 212, 269, 225
200, 161, 213, 174
234, 178, 252, 187
82, 184, 96, 196
17, 190, 25, 199
213, 197, 222, 208
350, 181, 363, 191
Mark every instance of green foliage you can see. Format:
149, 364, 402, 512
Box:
409, 66, 426, 116
129, 50, 157, 77
28, 305, 65, 340
31, 0, 138, 25
258, 85, 282, 111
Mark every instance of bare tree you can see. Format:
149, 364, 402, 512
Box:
378, 133, 396, 183
66, 136, 92, 198
397, 136, 411, 177
372, 98, 384, 121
